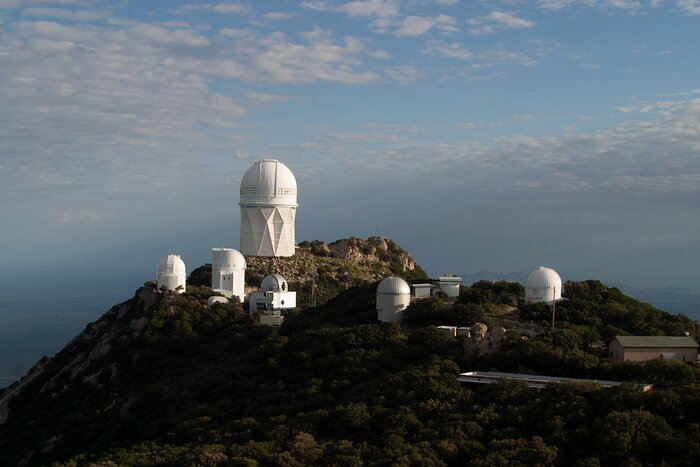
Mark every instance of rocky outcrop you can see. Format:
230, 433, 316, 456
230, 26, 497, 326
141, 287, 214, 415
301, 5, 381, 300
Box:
463, 323, 508, 356
324, 236, 419, 272
239, 237, 427, 307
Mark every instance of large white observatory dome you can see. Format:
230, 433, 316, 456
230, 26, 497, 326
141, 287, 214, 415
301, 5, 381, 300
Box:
376, 276, 411, 323
239, 159, 298, 257
525, 266, 562, 303
240, 159, 297, 206
157, 254, 186, 293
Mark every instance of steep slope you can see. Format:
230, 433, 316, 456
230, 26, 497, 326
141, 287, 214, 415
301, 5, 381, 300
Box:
2, 267, 700, 465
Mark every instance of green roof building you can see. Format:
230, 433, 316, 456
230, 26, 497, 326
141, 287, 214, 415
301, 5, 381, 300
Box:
609, 335, 699, 363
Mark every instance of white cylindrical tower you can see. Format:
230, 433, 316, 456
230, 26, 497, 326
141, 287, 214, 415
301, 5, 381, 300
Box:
525, 266, 562, 303
376, 276, 411, 323
211, 247, 246, 302
157, 254, 186, 293
239, 159, 297, 257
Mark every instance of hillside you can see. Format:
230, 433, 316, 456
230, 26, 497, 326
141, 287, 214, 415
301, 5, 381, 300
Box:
189, 236, 428, 307
2, 251, 700, 465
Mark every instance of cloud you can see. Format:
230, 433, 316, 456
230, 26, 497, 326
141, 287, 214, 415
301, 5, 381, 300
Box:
678, 0, 700, 14
383, 65, 420, 83
129, 24, 211, 47
1, 0, 92, 8
394, 14, 457, 36
22, 8, 112, 21
395, 15, 435, 35
262, 12, 298, 21
423, 41, 473, 60
301, 0, 400, 18
223, 27, 381, 84
537, 0, 642, 10
468, 11, 536, 35
0, 17, 385, 201
245, 91, 294, 103
171, 3, 251, 15
476, 49, 536, 67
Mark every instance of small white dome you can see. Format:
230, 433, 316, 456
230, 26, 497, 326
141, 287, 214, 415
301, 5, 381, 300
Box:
212, 248, 246, 270
260, 274, 289, 293
525, 266, 562, 303
158, 254, 186, 275
526, 266, 562, 290
240, 159, 297, 206
377, 276, 411, 295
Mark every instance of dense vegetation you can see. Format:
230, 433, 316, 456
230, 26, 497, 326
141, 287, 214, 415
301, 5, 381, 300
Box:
1, 278, 699, 466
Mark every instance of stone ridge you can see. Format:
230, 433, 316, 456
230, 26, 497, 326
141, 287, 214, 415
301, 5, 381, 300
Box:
244, 237, 427, 302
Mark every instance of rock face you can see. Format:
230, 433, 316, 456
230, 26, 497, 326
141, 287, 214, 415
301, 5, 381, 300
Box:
325, 237, 417, 270
301, 236, 420, 272
463, 323, 508, 356
219, 237, 427, 308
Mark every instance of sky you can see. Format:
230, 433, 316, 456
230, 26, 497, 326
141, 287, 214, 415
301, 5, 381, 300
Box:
1, 0, 699, 290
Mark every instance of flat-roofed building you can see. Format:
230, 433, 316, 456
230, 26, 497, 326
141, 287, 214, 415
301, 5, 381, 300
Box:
457, 371, 652, 392
413, 283, 434, 299
609, 335, 699, 363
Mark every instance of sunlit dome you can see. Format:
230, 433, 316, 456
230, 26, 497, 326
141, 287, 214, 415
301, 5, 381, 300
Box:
240, 159, 297, 206
156, 254, 186, 294
212, 247, 246, 270
525, 266, 562, 303
260, 274, 289, 293
377, 276, 411, 296
158, 254, 186, 275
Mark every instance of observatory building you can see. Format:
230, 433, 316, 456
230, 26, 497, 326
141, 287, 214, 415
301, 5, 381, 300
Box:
211, 247, 246, 303
156, 254, 186, 293
249, 274, 297, 325
525, 266, 562, 303
239, 159, 297, 257
376, 276, 411, 323
438, 275, 463, 298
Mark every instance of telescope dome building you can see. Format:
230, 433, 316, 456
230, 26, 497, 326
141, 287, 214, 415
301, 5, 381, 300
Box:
525, 266, 562, 303
376, 276, 411, 323
239, 159, 297, 257
156, 254, 186, 293
211, 247, 246, 302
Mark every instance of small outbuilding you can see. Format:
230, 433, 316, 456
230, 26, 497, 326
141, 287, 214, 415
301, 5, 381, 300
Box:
609, 335, 699, 363
413, 283, 435, 299
438, 275, 463, 298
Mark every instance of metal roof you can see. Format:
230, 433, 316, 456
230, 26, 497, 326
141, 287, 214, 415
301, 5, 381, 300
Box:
457, 371, 653, 392
613, 335, 699, 348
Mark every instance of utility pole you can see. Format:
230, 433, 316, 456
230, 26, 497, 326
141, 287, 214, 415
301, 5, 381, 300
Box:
551, 287, 557, 341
